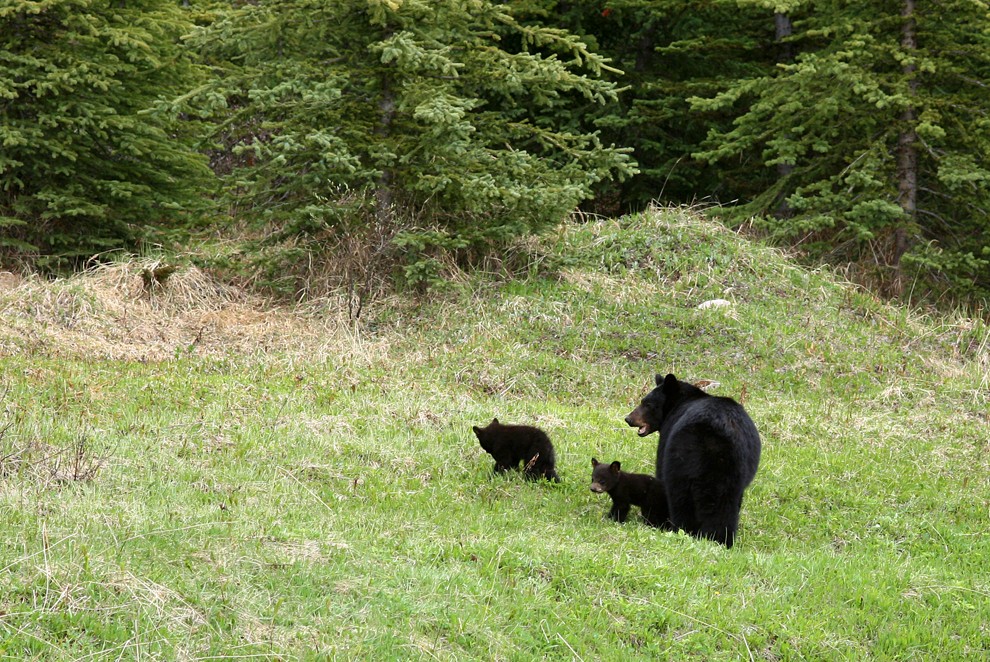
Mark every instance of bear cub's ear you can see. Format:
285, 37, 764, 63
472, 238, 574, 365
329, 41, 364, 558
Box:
491, 417, 500, 426
610, 461, 621, 473
472, 425, 482, 436
591, 457, 600, 467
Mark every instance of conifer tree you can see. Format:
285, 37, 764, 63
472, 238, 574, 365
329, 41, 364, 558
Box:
508, 0, 779, 211
599, 0, 779, 208
0, 0, 212, 265
192, 0, 635, 288
692, 0, 990, 299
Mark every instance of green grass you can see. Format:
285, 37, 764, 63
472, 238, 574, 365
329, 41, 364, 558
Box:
1, 207, 988, 659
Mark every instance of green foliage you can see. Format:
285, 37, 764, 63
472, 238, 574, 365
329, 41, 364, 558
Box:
514, 1, 990, 306
691, 0, 990, 301
3, 0, 987, 311
0, 0, 213, 266
191, 0, 635, 291
509, 1, 781, 212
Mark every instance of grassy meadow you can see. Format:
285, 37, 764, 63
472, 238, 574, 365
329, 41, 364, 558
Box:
1, 207, 988, 659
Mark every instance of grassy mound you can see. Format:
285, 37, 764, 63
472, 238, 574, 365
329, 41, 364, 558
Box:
0, 207, 987, 659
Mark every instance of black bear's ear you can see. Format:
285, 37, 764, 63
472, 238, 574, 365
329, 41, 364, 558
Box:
491, 417, 499, 425
654, 373, 664, 387
662, 373, 680, 394
591, 457, 600, 467
472, 426, 482, 436
610, 461, 621, 473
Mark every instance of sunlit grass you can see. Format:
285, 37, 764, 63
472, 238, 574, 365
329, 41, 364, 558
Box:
1, 206, 987, 659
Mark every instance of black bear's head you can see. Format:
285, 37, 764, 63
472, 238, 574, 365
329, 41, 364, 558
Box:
624, 373, 690, 436
590, 458, 621, 493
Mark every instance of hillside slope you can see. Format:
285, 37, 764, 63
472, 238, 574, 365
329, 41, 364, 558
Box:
1, 207, 987, 659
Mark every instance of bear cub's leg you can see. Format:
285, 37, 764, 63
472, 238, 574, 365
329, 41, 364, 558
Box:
590, 458, 661, 526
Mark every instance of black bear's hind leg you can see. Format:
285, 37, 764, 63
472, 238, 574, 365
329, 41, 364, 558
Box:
696, 524, 734, 548
645, 481, 671, 529
643, 506, 673, 529
694, 494, 741, 548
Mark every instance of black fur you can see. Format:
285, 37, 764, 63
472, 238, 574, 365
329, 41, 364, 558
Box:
590, 458, 669, 527
625, 373, 761, 547
472, 418, 559, 482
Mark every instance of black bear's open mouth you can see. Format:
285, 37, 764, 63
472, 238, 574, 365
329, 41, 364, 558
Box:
625, 408, 652, 436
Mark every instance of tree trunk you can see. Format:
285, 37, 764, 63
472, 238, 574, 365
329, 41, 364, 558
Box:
634, 24, 656, 73
774, 12, 793, 64
376, 25, 397, 226
375, 76, 395, 225
774, 12, 794, 218
894, 0, 918, 296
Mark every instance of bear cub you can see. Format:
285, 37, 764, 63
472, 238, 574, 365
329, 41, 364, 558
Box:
472, 418, 559, 482
590, 458, 668, 527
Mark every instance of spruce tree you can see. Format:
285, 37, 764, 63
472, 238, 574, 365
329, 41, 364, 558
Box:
692, 0, 990, 300
192, 0, 635, 289
508, 0, 780, 211
601, 0, 779, 208
0, 0, 212, 266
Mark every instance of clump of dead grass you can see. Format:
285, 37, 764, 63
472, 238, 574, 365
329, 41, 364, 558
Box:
0, 259, 369, 363
0, 399, 113, 486
0, 435, 113, 486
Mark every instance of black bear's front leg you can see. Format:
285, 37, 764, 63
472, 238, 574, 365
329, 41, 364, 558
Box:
643, 480, 672, 529
609, 501, 631, 523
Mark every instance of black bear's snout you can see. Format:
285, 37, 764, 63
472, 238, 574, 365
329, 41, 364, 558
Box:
625, 407, 653, 436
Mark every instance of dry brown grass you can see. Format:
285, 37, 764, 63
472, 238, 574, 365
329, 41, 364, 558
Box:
0, 259, 373, 363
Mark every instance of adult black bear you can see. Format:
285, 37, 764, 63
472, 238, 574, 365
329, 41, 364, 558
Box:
590, 458, 669, 528
625, 373, 760, 548
472, 418, 560, 482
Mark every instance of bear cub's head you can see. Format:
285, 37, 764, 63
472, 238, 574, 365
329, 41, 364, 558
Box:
590, 458, 621, 493
472, 417, 501, 453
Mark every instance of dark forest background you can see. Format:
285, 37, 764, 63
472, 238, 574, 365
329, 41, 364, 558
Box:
3, 0, 989, 309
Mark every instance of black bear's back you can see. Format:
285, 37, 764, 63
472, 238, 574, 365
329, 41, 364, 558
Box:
662, 396, 761, 487
656, 393, 761, 546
